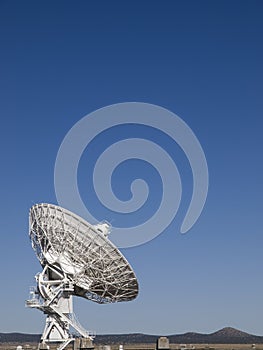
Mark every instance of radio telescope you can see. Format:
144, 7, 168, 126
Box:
26, 203, 139, 350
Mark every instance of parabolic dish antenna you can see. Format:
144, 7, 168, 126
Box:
26, 203, 139, 350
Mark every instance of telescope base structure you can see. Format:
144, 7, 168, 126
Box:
74, 338, 94, 350
26, 265, 94, 350
37, 337, 94, 350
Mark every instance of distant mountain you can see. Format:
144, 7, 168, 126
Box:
0, 332, 40, 343
1, 328, 263, 344
95, 333, 157, 344
167, 327, 263, 344
213, 328, 247, 337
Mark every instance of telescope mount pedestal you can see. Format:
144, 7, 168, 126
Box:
26, 265, 94, 350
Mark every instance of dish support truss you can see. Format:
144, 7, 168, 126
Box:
26, 264, 95, 350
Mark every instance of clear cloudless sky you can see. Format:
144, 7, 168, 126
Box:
1, 0, 263, 336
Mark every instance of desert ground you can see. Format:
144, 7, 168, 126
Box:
1, 344, 263, 350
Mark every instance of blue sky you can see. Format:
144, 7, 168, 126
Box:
1, 0, 263, 336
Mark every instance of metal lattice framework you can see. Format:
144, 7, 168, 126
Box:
29, 203, 138, 303
27, 203, 139, 350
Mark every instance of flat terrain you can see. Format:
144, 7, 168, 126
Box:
1, 344, 263, 350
